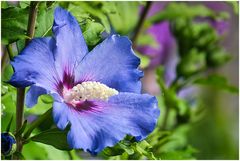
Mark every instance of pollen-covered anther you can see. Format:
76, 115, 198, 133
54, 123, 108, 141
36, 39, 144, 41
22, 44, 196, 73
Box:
63, 81, 118, 102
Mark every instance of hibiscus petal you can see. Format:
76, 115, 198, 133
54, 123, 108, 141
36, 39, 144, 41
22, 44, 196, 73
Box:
54, 93, 159, 153
25, 85, 47, 108
9, 38, 61, 92
75, 35, 143, 93
52, 7, 88, 78
25, 85, 63, 108
53, 101, 69, 130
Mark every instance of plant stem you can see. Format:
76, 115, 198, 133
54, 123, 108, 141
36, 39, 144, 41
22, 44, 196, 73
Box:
6, 44, 14, 60
68, 151, 73, 160
23, 108, 52, 140
160, 76, 180, 130
15, 88, 25, 157
169, 76, 180, 89
25, 2, 39, 45
2, 44, 14, 75
160, 105, 170, 130
14, 2, 39, 159
1, 47, 9, 73
131, 1, 152, 47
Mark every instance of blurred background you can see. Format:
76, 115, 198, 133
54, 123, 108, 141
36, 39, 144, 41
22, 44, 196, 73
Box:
1, 1, 239, 160
138, 1, 239, 159
187, 2, 239, 159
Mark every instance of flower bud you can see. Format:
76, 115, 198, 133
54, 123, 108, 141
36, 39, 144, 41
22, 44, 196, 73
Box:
1, 132, 16, 156
206, 50, 231, 67
177, 49, 206, 77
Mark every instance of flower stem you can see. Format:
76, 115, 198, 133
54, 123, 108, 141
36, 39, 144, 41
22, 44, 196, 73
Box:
15, 88, 25, 158
14, 1, 39, 159
132, 1, 152, 47
23, 108, 52, 140
160, 76, 180, 130
25, 2, 39, 45
160, 105, 170, 130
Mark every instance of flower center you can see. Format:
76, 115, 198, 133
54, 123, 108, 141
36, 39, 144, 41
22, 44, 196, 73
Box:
63, 81, 118, 104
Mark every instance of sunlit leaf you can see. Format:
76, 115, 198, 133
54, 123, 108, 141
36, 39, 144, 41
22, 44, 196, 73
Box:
71, 2, 110, 33
22, 141, 48, 159
25, 95, 52, 115
35, 2, 56, 37
81, 21, 104, 46
102, 2, 139, 34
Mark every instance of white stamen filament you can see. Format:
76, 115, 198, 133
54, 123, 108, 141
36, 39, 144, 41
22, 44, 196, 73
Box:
63, 81, 118, 102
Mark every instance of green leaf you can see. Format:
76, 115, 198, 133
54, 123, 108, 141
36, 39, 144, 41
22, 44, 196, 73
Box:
40, 95, 53, 104
23, 108, 53, 139
35, 2, 56, 37
159, 145, 197, 160
6, 115, 13, 132
102, 145, 125, 157
1, 84, 9, 95
23, 138, 71, 159
148, 130, 172, 150
1, 7, 29, 44
1, 1, 19, 9
31, 128, 72, 151
22, 141, 48, 159
15, 120, 28, 137
120, 152, 129, 160
177, 48, 206, 77
64, 3, 105, 46
71, 2, 110, 33
102, 2, 139, 34
82, 21, 104, 46
119, 142, 135, 155
1, 1, 10, 9
67, 3, 91, 22
206, 49, 231, 67
2, 63, 14, 82
1, 85, 16, 132
16, 39, 25, 53
148, 3, 224, 24
35, 141, 71, 159
134, 140, 157, 160
193, 74, 239, 93
19, 1, 30, 8
25, 95, 52, 115
157, 125, 191, 154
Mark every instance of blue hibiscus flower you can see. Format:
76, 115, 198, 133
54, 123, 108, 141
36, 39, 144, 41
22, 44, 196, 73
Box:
9, 7, 160, 153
